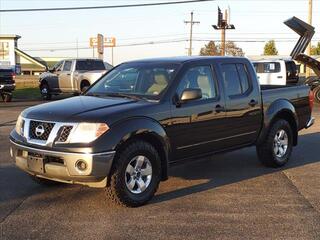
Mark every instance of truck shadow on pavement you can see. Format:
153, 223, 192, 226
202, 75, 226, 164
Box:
151, 132, 320, 204
1, 132, 319, 210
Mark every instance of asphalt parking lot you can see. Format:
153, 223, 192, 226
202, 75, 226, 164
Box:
1, 101, 320, 240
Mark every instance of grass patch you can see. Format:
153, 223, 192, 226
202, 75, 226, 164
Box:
13, 87, 41, 100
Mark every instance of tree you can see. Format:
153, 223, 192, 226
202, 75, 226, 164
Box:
225, 41, 245, 56
311, 42, 320, 55
199, 41, 219, 56
199, 40, 245, 56
263, 40, 278, 55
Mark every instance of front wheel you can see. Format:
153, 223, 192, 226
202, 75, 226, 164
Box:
1, 93, 12, 102
256, 119, 293, 168
40, 83, 52, 100
106, 141, 161, 207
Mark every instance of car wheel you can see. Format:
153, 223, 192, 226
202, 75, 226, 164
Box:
313, 86, 320, 104
256, 119, 293, 168
40, 83, 52, 100
30, 175, 62, 186
106, 140, 161, 207
81, 83, 90, 93
1, 93, 12, 102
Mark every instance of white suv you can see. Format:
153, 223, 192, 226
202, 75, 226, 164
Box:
252, 59, 299, 85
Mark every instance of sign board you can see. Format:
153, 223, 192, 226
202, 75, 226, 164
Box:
90, 37, 116, 48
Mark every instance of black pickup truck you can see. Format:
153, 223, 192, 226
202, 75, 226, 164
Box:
10, 56, 314, 207
0, 68, 15, 102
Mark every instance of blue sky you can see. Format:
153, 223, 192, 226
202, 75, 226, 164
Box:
0, 0, 319, 64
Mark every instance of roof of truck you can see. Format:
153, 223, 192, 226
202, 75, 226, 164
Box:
124, 56, 247, 64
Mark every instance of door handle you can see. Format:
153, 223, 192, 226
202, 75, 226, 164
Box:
66, 73, 71, 76
215, 104, 224, 113
249, 99, 258, 107
277, 76, 283, 79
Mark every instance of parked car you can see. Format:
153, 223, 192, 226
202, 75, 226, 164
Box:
0, 68, 16, 102
252, 59, 299, 85
39, 58, 108, 100
10, 56, 314, 207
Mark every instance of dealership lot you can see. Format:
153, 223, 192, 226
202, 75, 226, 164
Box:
1, 101, 320, 240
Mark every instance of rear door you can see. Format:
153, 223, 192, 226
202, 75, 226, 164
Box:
59, 60, 73, 91
217, 60, 262, 148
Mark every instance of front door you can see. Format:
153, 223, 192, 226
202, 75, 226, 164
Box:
168, 64, 227, 160
58, 60, 73, 91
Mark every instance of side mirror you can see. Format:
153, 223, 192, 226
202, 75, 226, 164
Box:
180, 88, 202, 102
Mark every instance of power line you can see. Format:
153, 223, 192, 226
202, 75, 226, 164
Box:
0, 0, 215, 13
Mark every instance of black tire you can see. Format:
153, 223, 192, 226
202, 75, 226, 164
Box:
30, 175, 62, 186
313, 86, 320, 104
256, 119, 293, 168
106, 140, 161, 207
1, 93, 12, 102
40, 83, 52, 100
80, 81, 90, 93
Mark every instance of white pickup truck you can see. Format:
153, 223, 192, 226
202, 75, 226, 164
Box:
39, 58, 109, 100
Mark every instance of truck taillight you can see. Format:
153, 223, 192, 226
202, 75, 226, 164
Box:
11, 73, 16, 80
309, 90, 314, 111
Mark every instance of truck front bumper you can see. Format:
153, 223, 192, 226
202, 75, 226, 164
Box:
0, 83, 15, 92
10, 140, 115, 188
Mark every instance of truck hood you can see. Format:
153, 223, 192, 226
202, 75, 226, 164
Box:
22, 96, 143, 122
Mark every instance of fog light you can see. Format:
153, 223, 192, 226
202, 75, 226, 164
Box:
76, 160, 87, 171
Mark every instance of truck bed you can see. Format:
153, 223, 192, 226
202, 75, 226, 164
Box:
261, 84, 311, 130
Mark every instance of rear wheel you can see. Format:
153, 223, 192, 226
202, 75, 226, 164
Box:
106, 140, 161, 207
256, 119, 293, 168
40, 83, 52, 100
80, 81, 90, 93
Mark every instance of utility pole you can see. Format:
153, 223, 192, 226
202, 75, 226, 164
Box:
306, 0, 312, 77
184, 11, 200, 56
213, 7, 235, 56
76, 38, 79, 58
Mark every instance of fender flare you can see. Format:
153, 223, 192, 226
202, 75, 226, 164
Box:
257, 99, 298, 145
95, 117, 171, 180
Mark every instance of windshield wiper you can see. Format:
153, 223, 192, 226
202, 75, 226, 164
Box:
103, 92, 144, 101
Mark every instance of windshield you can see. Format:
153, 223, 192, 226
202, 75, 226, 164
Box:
87, 63, 179, 100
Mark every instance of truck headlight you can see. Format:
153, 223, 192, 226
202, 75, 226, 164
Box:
15, 115, 24, 136
68, 123, 109, 143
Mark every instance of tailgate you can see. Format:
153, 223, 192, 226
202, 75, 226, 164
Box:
284, 16, 320, 78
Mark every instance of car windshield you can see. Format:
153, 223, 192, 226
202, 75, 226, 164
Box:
86, 63, 179, 100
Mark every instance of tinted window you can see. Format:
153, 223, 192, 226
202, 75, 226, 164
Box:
253, 62, 281, 73
63, 61, 72, 71
221, 64, 242, 96
76, 60, 106, 71
177, 66, 216, 100
236, 64, 250, 93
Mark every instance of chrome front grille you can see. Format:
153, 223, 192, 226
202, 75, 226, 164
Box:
29, 120, 55, 140
22, 118, 77, 146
